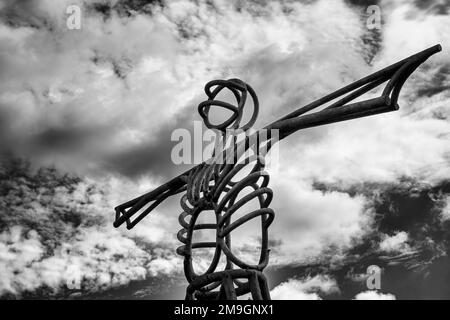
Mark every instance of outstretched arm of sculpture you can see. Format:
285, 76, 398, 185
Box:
113, 44, 442, 230
267, 44, 442, 137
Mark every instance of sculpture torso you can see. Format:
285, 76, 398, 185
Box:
176, 79, 275, 300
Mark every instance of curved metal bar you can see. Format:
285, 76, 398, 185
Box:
199, 78, 259, 132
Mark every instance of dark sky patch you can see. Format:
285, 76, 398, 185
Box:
102, 103, 198, 179
313, 178, 450, 242
345, 0, 381, 7
413, 0, 450, 15
88, 2, 114, 20
0, 0, 54, 30
30, 126, 106, 153
86, 0, 165, 19
66, 274, 186, 300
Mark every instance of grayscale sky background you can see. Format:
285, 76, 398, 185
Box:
0, 0, 449, 300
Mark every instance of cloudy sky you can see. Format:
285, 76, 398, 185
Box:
0, 0, 449, 300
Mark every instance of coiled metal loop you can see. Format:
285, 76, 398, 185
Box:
177, 157, 274, 297
176, 78, 274, 299
198, 78, 259, 132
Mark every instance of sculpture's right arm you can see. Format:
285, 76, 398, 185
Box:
113, 168, 193, 229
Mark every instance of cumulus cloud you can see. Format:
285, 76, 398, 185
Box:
379, 231, 410, 253
353, 290, 396, 300
0, 159, 182, 297
0, 225, 150, 295
270, 275, 340, 300
267, 179, 373, 265
0, 0, 383, 179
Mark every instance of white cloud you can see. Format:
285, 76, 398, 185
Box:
0, 0, 370, 176
0, 227, 44, 294
268, 179, 373, 265
379, 231, 411, 253
147, 248, 181, 277
0, 223, 182, 296
271, 275, 340, 300
353, 290, 396, 300
0, 164, 183, 297
378, 0, 450, 66
441, 196, 450, 221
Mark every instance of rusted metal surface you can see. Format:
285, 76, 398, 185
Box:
113, 45, 441, 300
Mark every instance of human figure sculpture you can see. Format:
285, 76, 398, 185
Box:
113, 45, 442, 300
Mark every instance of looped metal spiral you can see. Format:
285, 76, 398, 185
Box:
176, 156, 275, 299
176, 79, 274, 299
198, 78, 259, 132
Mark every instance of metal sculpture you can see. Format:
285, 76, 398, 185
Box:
113, 45, 442, 300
